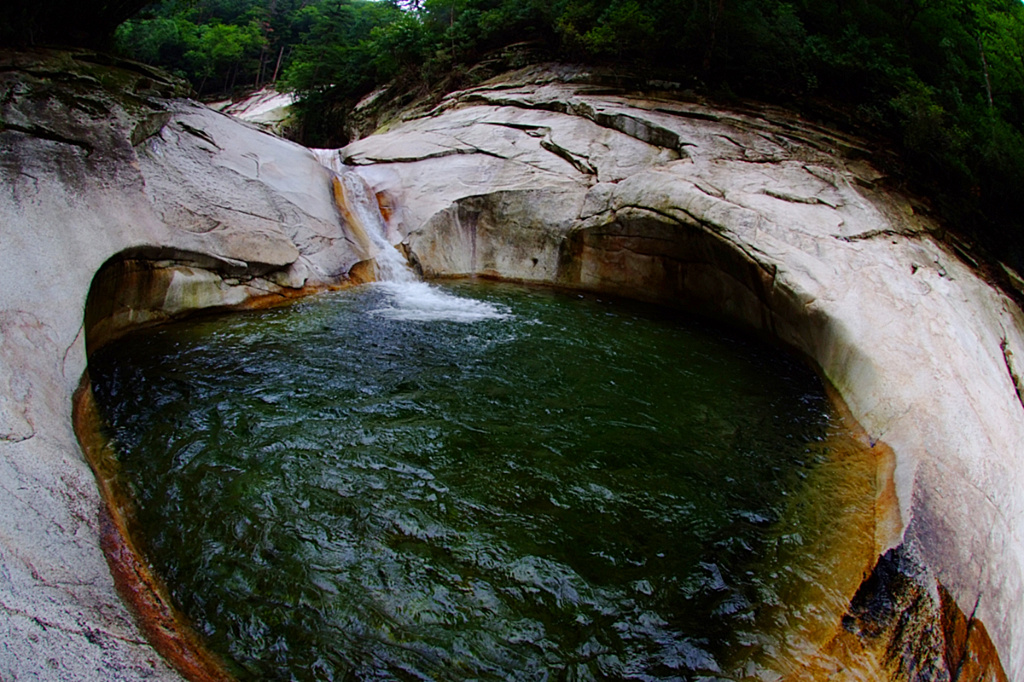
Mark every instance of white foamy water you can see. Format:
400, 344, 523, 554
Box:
309, 148, 345, 175
369, 282, 509, 323
338, 172, 415, 283
314, 166, 505, 323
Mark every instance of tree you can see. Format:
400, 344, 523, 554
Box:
185, 20, 266, 92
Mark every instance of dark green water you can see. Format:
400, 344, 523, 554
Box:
90, 281, 854, 681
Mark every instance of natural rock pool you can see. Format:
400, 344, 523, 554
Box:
89, 280, 878, 680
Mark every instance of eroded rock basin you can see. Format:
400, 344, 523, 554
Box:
87, 280, 885, 680
2, 51, 1018, 680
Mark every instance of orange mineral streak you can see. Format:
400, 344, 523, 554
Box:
753, 382, 899, 679
332, 175, 375, 258
84, 257, 345, 355
939, 585, 1009, 682
779, 385, 900, 681
375, 189, 396, 224
73, 376, 237, 682
347, 258, 378, 284
781, 386, 1006, 681
822, 382, 904, 557
790, 584, 1008, 681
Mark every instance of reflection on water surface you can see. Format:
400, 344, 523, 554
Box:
90, 281, 873, 680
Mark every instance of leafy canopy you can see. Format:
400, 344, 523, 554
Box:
31, 0, 1024, 273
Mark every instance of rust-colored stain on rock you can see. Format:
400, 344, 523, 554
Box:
332, 175, 375, 260
74, 377, 236, 682
823, 383, 903, 557
940, 585, 1008, 682
375, 189, 396, 224
85, 256, 351, 354
783, 389, 1007, 682
791, 577, 1008, 681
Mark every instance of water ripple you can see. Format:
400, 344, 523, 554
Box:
90, 281, 868, 681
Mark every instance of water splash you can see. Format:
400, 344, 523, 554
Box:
369, 281, 509, 322
330, 169, 506, 323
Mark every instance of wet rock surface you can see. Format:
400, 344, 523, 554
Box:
340, 65, 1024, 680
0, 53, 1021, 679
0, 49, 363, 680
796, 546, 1008, 681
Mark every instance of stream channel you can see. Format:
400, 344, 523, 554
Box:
88, 276, 877, 681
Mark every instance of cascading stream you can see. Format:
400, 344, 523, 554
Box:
336, 171, 415, 284
334, 168, 506, 322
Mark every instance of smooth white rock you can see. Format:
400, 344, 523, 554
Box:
0, 51, 362, 680
339, 74, 1024, 678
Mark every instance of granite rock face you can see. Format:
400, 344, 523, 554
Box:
337, 66, 1024, 680
207, 87, 295, 136
1, 50, 1022, 680
0, 49, 364, 680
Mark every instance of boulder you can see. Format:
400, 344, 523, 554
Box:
207, 87, 295, 136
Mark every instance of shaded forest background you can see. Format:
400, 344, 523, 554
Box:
4, 0, 1024, 274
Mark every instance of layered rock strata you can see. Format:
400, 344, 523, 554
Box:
334, 66, 1024, 680
0, 49, 368, 680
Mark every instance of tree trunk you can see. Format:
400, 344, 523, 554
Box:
702, 0, 726, 74
256, 45, 268, 89
271, 45, 285, 84
978, 36, 994, 108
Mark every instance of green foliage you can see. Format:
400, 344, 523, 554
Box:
114, 0, 317, 96
187, 21, 265, 85
108, 0, 1024, 270
578, 1, 657, 59
280, 0, 403, 95
114, 16, 190, 66
367, 11, 429, 78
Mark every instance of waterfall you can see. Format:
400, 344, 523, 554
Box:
327, 165, 506, 323
337, 171, 415, 283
